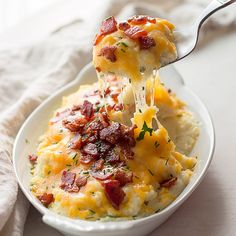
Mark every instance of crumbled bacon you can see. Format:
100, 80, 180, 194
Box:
60, 171, 76, 191
161, 177, 178, 188
97, 112, 109, 128
82, 143, 98, 157
71, 104, 81, 111
114, 169, 133, 187
128, 15, 148, 25
68, 133, 82, 149
28, 154, 38, 165
98, 46, 117, 62
94, 33, 104, 46
128, 15, 156, 25
118, 21, 130, 31
80, 154, 94, 164
91, 171, 113, 180
139, 36, 156, 50
103, 180, 125, 210
63, 116, 87, 132
95, 67, 101, 72
91, 159, 105, 171
106, 150, 120, 164
38, 193, 54, 207
120, 124, 136, 147
99, 122, 121, 144
75, 176, 87, 188
50, 108, 71, 124
81, 100, 94, 119
124, 26, 148, 39
97, 141, 112, 157
100, 16, 118, 35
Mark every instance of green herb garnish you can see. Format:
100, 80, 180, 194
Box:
140, 66, 146, 73
72, 153, 77, 160
148, 169, 154, 176
154, 141, 160, 148
25, 139, 29, 144
89, 209, 95, 214
137, 121, 153, 141
117, 42, 128, 47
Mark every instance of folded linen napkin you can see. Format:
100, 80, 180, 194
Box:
0, 0, 235, 235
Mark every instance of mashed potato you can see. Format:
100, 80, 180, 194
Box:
30, 76, 199, 220
29, 15, 199, 221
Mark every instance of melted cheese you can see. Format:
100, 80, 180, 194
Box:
30, 16, 198, 221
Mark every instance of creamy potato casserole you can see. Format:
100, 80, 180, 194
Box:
29, 15, 199, 221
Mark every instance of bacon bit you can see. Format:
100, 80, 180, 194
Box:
100, 16, 117, 35
38, 193, 54, 207
98, 141, 112, 157
99, 122, 121, 144
128, 15, 148, 25
80, 154, 94, 164
124, 26, 148, 39
114, 104, 123, 111
106, 150, 120, 164
114, 169, 133, 187
121, 144, 135, 159
91, 159, 105, 171
103, 180, 125, 210
81, 100, 94, 119
50, 108, 71, 124
147, 16, 156, 24
98, 46, 117, 62
110, 91, 120, 102
128, 15, 156, 25
67, 185, 80, 193
91, 171, 113, 181
71, 104, 81, 111
63, 116, 87, 132
28, 154, 38, 165
82, 143, 98, 157
75, 176, 87, 188
118, 21, 130, 31
68, 133, 82, 149
120, 124, 137, 147
94, 33, 104, 46
161, 177, 178, 188
60, 171, 76, 191
97, 112, 109, 128
139, 36, 156, 50
96, 67, 101, 72
104, 86, 111, 96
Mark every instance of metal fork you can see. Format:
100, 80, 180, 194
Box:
170, 0, 235, 64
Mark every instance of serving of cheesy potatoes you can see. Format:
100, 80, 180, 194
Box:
30, 15, 199, 221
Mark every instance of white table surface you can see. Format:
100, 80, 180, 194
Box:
2, 1, 236, 235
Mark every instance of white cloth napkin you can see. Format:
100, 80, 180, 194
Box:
0, 0, 235, 235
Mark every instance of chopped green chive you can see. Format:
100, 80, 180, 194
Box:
165, 159, 169, 165
154, 141, 160, 148
148, 169, 154, 176
137, 121, 153, 141
155, 209, 161, 213
89, 209, 95, 214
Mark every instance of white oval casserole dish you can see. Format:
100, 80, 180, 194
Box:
13, 63, 215, 236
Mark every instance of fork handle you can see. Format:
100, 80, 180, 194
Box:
195, 0, 235, 27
